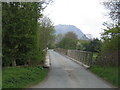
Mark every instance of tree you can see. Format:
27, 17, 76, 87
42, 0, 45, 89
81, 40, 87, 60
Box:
77, 38, 102, 52
101, 27, 120, 53
39, 16, 55, 50
94, 0, 120, 66
76, 40, 89, 50
2, 1, 53, 66
84, 38, 102, 52
2, 2, 40, 66
101, 0, 120, 53
57, 32, 78, 49
64, 32, 78, 40
103, 0, 120, 25
55, 34, 64, 43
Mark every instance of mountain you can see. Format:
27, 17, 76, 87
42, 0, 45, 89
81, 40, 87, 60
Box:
54, 24, 88, 40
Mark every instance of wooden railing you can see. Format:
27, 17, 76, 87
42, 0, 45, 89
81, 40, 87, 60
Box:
55, 48, 93, 66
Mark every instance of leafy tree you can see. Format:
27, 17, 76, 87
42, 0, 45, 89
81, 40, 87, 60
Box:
94, 0, 120, 66
103, 0, 120, 24
57, 32, 78, 49
64, 32, 78, 40
2, 1, 53, 66
85, 38, 102, 52
76, 39, 102, 52
101, 27, 120, 53
39, 16, 55, 50
55, 34, 64, 43
101, 0, 120, 53
76, 40, 89, 50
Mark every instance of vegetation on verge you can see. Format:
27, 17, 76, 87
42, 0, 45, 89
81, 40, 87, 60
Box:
89, 66, 119, 87
2, 66, 49, 88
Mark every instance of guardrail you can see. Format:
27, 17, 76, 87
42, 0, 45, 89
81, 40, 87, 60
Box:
55, 48, 93, 67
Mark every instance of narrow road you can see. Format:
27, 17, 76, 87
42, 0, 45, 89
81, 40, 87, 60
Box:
32, 50, 114, 88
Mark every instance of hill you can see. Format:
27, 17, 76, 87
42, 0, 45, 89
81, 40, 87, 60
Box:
54, 24, 88, 40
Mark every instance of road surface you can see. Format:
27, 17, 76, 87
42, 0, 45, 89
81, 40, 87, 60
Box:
32, 50, 114, 88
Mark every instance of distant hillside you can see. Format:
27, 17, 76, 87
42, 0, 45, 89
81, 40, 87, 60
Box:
54, 24, 88, 40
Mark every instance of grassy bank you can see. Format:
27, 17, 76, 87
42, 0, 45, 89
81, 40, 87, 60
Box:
89, 66, 119, 87
2, 66, 49, 88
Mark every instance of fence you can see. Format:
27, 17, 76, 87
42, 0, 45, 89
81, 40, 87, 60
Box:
55, 48, 93, 66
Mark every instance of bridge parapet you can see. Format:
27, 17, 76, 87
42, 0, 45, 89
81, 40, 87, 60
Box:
54, 48, 93, 67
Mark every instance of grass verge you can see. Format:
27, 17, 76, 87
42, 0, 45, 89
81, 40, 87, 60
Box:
2, 66, 49, 89
89, 66, 119, 88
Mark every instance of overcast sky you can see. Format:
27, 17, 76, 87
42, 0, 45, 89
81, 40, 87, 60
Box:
43, 0, 109, 39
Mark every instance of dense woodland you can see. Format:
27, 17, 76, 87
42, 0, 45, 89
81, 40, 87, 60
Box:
2, 1, 55, 67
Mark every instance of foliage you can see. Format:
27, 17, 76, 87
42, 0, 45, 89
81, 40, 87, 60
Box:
101, 26, 120, 53
101, 35, 119, 53
64, 32, 78, 40
58, 38, 77, 49
3, 2, 39, 66
93, 0, 120, 67
103, 0, 120, 23
101, 0, 120, 53
85, 38, 102, 52
93, 27, 119, 67
93, 52, 99, 60
39, 16, 55, 49
2, 66, 48, 88
2, 2, 54, 67
55, 34, 64, 43
56, 32, 78, 49
76, 40, 89, 50
77, 39, 102, 52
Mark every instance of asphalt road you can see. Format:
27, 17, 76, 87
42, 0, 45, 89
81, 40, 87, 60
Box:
32, 50, 114, 88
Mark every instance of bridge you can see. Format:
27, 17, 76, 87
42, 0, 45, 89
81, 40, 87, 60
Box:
32, 50, 114, 88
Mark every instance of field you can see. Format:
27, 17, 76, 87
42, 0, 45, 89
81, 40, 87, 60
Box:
2, 66, 49, 88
